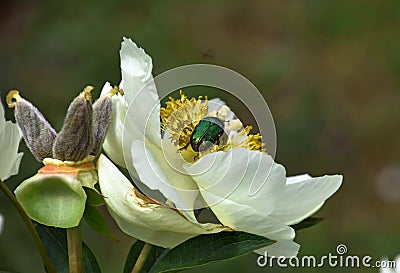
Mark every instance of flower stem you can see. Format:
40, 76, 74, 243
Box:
0, 180, 56, 273
131, 243, 153, 273
67, 224, 83, 273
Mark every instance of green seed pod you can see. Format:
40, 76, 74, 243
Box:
6, 90, 57, 162
14, 161, 96, 228
53, 86, 94, 161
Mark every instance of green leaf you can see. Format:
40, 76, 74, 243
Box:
84, 187, 105, 207
34, 222, 101, 273
124, 241, 165, 273
291, 217, 324, 231
124, 241, 145, 273
149, 231, 275, 273
84, 205, 117, 240
82, 242, 101, 273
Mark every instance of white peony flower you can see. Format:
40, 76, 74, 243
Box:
99, 38, 343, 257
0, 97, 23, 181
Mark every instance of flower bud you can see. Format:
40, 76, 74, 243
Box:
6, 90, 57, 162
53, 86, 94, 161
91, 86, 122, 158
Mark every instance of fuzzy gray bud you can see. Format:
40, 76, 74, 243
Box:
92, 96, 112, 158
6, 90, 57, 162
53, 86, 94, 161
91, 86, 123, 158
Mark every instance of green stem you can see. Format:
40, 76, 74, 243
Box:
131, 243, 153, 273
67, 224, 83, 273
0, 180, 56, 273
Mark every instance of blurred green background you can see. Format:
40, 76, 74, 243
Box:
1, 0, 400, 272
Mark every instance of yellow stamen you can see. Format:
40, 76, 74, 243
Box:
107, 86, 124, 97
6, 90, 22, 108
160, 91, 266, 160
233, 126, 266, 152
160, 91, 208, 148
214, 126, 266, 153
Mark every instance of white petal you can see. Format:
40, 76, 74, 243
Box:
208, 98, 235, 120
120, 38, 161, 147
270, 174, 343, 225
0, 101, 23, 181
97, 154, 230, 248
255, 240, 300, 257
120, 37, 154, 103
0, 214, 3, 234
186, 148, 286, 216
380, 258, 391, 273
101, 82, 127, 168
0, 99, 5, 128
287, 174, 312, 184
102, 38, 161, 168
197, 189, 293, 236
197, 188, 297, 257
396, 255, 400, 273
131, 140, 199, 221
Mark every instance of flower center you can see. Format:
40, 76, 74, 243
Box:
160, 91, 208, 149
160, 91, 265, 159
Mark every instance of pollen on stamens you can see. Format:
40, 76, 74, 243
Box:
216, 126, 266, 153
160, 91, 266, 159
160, 91, 208, 148
107, 86, 124, 97
235, 126, 266, 152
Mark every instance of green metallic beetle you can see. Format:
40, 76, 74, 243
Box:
189, 116, 225, 152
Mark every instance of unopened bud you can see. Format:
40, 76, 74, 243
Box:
6, 90, 57, 162
53, 86, 94, 161
91, 86, 122, 158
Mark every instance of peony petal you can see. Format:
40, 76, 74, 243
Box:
131, 140, 199, 222
270, 174, 343, 225
208, 98, 236, 121
0, 99, 4, 128
287, 174, 312, 184
198, 188, 297, 257
0, 100, 23, 181
120, 37, 154, 103
0, 214, 3, 234
396, 256, 400, 273
97, 154, 230, 248
120, 38, 161, 147
101, 82, 128, 168
186, 148, 286, 216
255, 239, 300, 257
379, 258, 392, 273
103, 38, 161, 169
